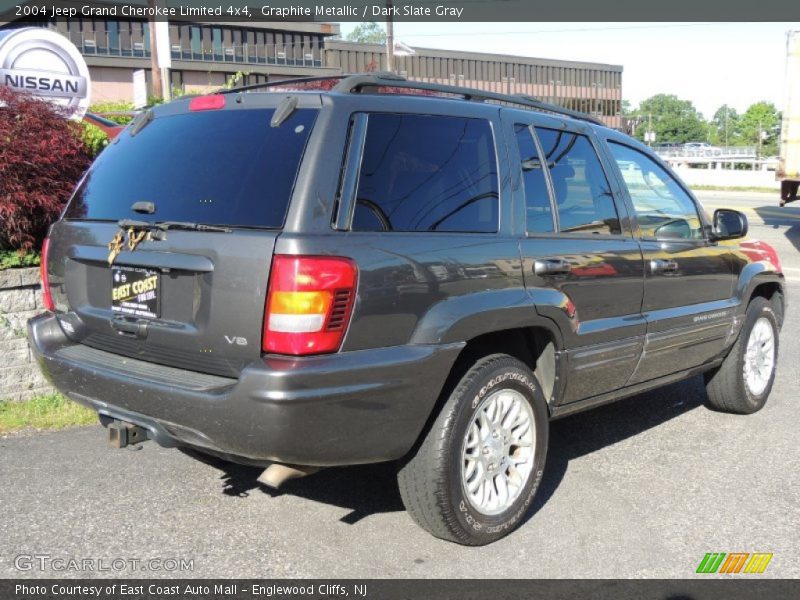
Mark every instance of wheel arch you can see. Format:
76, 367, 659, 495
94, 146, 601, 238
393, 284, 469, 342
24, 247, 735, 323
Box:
737, 265, 786, 327
749, 280, 785, 326
407, 321, 562, 461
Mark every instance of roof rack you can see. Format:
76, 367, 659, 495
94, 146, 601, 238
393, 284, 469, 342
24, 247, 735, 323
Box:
332, 72, 604, 126
218, 74, 349, 94
220, 71, 604, 126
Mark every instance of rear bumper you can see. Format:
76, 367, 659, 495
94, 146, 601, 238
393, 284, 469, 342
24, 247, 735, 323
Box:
28, 313, 463, 466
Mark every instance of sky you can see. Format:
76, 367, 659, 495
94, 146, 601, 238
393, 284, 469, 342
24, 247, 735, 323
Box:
337, 22, 800, 118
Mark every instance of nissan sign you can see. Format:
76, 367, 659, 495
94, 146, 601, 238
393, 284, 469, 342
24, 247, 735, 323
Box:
0, 27, 90, 119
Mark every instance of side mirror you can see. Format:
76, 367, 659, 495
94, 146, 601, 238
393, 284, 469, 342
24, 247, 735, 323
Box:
712, 208, 748, 241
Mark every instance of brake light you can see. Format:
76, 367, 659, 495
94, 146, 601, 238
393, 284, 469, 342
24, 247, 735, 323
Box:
40, 238, 55, 312
263, 256, 357, 355
189, 94, 226, 111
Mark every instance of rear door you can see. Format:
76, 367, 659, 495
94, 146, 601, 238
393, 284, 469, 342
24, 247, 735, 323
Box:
509, 114, 646, 404
602, 139, 736, 383
47, 96, 320, 377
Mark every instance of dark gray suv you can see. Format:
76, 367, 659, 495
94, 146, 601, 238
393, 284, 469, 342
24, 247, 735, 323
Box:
29, 73, 786, 545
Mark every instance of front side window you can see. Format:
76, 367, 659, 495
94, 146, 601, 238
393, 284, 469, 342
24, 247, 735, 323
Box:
608, 142, 703, 240
535, 127, 620, 235
515, 124, 554, 233
352, 113, 499, 233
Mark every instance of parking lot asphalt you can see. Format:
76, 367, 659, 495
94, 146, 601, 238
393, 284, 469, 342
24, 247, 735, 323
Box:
1, 191, 798, 579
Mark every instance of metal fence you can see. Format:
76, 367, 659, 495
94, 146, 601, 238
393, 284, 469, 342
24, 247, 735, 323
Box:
654, 146, 758, 159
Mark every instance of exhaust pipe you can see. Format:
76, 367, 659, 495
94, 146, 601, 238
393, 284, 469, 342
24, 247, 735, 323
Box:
257, 463, 320, 489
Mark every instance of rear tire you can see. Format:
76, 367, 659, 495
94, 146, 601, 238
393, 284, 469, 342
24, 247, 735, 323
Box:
397, 354, 548, 545
704, 297, 779, 414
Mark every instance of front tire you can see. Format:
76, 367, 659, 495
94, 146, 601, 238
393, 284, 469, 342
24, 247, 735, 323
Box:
397, 354, 548, 545
704, 297, 779, 414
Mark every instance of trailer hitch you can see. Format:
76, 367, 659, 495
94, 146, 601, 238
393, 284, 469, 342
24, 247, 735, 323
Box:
107, 421, 149, 449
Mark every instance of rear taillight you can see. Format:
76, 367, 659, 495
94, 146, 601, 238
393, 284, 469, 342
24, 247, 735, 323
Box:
262, 256, 357, 356
189, 94, 226, 111
40, 238, 55, 312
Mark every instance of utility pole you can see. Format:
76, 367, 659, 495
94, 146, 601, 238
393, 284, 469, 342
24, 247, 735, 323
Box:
385, 0, 395, 72
147, 0, 163, 99
724, 106, 729, 148
757, 119, 763, 161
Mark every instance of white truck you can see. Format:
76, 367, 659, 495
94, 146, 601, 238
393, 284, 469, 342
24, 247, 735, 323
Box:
779, 30, 800, 205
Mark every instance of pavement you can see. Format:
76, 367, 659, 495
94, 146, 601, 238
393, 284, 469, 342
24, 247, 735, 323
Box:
0, 191, 798, 579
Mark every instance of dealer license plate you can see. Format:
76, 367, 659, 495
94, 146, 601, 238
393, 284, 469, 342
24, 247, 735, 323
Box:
111, 266, 160, 319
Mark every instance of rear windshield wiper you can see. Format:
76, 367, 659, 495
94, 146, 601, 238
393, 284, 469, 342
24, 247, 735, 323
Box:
118, 219, 232, 233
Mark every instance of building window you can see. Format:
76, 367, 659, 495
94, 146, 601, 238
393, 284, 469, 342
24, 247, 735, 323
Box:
190, 26, 201, 58
212, 28, 222, 61
106, 20, 118, 53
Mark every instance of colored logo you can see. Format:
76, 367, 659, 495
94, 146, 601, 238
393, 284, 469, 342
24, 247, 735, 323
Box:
0, 27, 90, 119
696, 552, 773, 574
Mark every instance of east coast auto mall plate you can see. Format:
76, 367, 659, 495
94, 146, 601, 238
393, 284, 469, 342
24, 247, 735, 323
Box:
111, 266, 160, 319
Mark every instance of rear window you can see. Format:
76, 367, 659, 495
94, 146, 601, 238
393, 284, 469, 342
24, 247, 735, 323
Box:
352, 113, 499, 233
65, 108, 317, 228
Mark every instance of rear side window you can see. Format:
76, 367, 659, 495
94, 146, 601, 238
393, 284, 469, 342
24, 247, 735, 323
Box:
514, 123, 554, 233
352, 113, 499, 232
65, 108, 317, 228
535, 128, 620, 235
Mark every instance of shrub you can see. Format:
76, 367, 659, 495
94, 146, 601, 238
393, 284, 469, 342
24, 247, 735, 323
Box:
88, 100, 136, 124
80, 121, 109, 157
0, 88, 92, 252
0, 249, 40, 270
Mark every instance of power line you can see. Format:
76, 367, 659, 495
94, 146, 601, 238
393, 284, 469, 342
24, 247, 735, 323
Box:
398, 22, 738, 37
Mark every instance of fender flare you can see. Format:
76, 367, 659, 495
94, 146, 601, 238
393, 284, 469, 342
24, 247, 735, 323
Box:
734, 263, 786, 316
410, 287, 564, 348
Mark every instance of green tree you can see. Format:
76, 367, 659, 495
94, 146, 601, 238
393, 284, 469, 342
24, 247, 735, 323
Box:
634, 94, 707, 144
708, 105, 741, 146
739, 101, 781, 156
346, 22, 387, 44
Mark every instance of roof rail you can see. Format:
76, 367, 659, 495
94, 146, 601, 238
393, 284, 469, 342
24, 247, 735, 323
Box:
332, 72, 605, 126
220, 71, 604, 126
219, 74, 349, 94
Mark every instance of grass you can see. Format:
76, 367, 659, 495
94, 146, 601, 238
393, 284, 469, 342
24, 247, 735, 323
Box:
0, 393, 96, 434
690, 184, 779, 194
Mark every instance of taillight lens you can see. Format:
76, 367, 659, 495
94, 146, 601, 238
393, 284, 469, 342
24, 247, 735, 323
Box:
40, 237, 55, 312
189, 94, 226, 111
263, 256, 357, 355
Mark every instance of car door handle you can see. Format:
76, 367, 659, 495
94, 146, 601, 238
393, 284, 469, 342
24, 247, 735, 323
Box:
534, 259, 572, 276
650, 259, 679, 274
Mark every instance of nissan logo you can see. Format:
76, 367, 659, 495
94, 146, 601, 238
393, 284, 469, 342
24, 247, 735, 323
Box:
0, 27, 90, 119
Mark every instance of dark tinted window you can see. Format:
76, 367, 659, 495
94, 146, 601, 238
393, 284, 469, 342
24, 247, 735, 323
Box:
515, 123, 554, 233
65, 108, 317, 228
353, 113, 498, 232
535, 128, 620, 235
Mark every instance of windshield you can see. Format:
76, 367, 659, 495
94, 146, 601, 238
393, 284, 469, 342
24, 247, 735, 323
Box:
65, 108, 318, 229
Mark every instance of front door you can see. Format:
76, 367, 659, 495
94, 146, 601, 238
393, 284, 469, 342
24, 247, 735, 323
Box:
510, 116, 646, 404
603, 140, 737, 383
